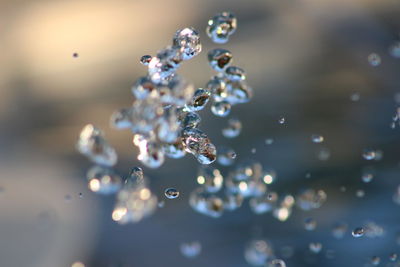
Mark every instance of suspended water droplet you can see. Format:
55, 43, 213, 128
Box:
368, 53, 381, 67
206, 12, 237, 44
356, 189, 365, 198
189, 187, 224, 218
311, 134, 324, 143
173, 27, 201, 60
278, 117, 285, 124
265, 138, 274, 145
304, 217, 317, 231
222, 118, 242, 138
206, 76, 227, 102
131, 76, 157, 100
217, 146, 236, 166
244, 239, 274, 266
180, 241, 202, 258
140, 55, 152, 66
249, 193, 278, 214
266, 259, 286, 267
362, 149, 376, 160
309, 242, 322, 254
207, 48, 233, 72
251, 148, 256, 154
186, 88, 211, 112
86, 165, 122, 195
148, 46, 181, 84
197, 166, 224, 193
352, 227, 365, 237
225, 66, 246, 81
262, 169, 277, 184
211, 101, 231, 117
332, 222, 348, 239
389, 253, 398, 262
164, 188, 179, 199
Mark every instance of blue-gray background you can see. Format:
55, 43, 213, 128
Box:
0, 0, 400, 266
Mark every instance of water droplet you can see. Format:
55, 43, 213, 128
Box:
110, 108, 134, 129
71, 262, 85, 267
304, 217, 317, 231
78, 192, 83, 198
350, 92, 360, 102
356, 189, 365, 198
244, 239, 274, 266
207, 48, 233, 72
362, 149, 376, 160
361, 169, 374, 183
262, 169, 277, 184
389, 253, 398, 262
140, 55, 152, 66
311, 134, 324, 143
278, 117, 285, 124
222, 118, 242, 138
211, 101, 231, 117
217, 146, 236, 166
197, 166, 224, 193
223, 192, 243, 211
332, 222, 348, 239
266, 259, 286, 267
148, 46, 181, 84
368, 53, 381, 67
158, 201, 165, 208
225, 66, 246, 81
389, 41, 400, 58
317, 147, 330, 161
164, 188, 180, 199
309, 242, 322, 254
186, 88, 211, 112
173, 27, 201, 60
86, 165, 122, 195
370, 256, 380, 266
352, 227, 365, 237
206, 12, 237, 44
163, 140, 186, 159
180, 241, 202, 258
251, 148, 256, 154
265, 138, 274, 145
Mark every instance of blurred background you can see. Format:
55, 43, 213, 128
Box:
1, 0, 400, 266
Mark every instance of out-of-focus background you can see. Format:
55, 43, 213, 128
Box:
1, 0, 400, 266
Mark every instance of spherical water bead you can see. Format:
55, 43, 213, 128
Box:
113, 182, 157, 224
223, 192, 244, 211
207, 48, 233, 72
126, 166, 145, 185
77, 124, 118, 167
249, 193, 278, 214
352, 227, 365, 238
196, 142, 217, 164
222, 118, 242, 138
224, 80, 253, 104
278, 117, 285, 124
211, 101, 231, 117
309, 242, 322, 254
304, 218, 317, 231
110, 108, 133, 129
148, 46, 181, 84
86, 165, 122, 195
206, 76, 228, 102
217, 146, 236, 166
172, 27, 201, 60
266, 259, 286, 267
164, 188, 179, 199
225, 66, 246, 81
163, 140, 186, 159
197, 166, 223, 193
262, 169, 277, 184
368, 53, 381, 67
389, 253, 398, 262
296, 189, 327, 211
244, 239, 274, 266
189, 187, 224, 218
332, 222, 348, 239
186, 88, 211, 112
362, 149, 376, 160
311, 134, 324, 143
206, 12, 237, 44
180, 241, 201, 258
370, 256, 380, 266
390, 42, 400, 58
131, 76, 157, 99
140, 55, 152, 66
182, 128, 210, 154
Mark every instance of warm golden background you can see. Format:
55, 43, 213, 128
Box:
1, 0, 400, 266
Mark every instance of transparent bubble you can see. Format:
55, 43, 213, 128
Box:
249, 193, 278, 214
225, 66, 246, 81
131, 76, 157, 100
309, 242, 322, 254
332, 222, 348, 239
182, 128, 209, 154
197, 166, 223, 193
86, 165, 122, 195
362, 149, 376, 160
368, 53, 381, 67
180, 241, 202, 258
77, 124, 118, 167
222, 118, 242, 138
164, 188, 180, 199
173, 27, 201, 60
158, 201, 165, 208
186, 88, 211, 112
163, 140, 186, 159
189, 187, 224, 218
148, 46, 181, 84
251, 148, 256, 154
206, 11, 237, 44
370, 256, 380, 266
140, 55, 152, 66
207, 48, 233, 72
389, 42, 400, 58
217, 146, 236, 166
266, 259, 286, 267
352, 227, 365, 237
296, 189, 327, 211
311, 134, 324, 143
206, 76, 228, 102
211, 101, 231, 117
244, 239, 274, 266
304, 217, 317, 231
273, 195, 295, 222
225, 165, 266, 198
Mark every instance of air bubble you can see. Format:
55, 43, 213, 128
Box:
362, 149, 376, 160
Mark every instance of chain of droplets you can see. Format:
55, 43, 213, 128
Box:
75, 12, 251, 224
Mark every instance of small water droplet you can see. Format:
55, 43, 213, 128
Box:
368, 53, 381, 67
352, 227, 365, 237
311, 134, 324, 143
165, 188, 180, 199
